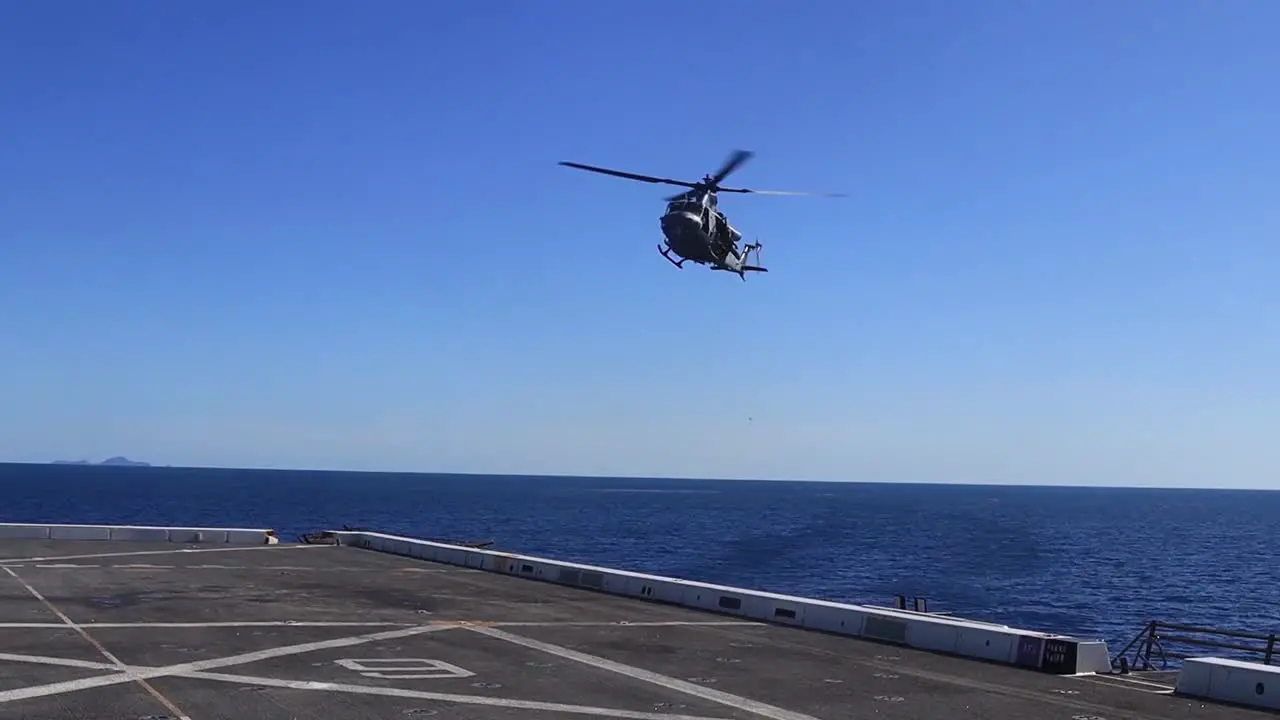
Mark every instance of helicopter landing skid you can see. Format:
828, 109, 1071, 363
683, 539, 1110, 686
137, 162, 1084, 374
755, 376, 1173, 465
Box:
657, 244, 686, 268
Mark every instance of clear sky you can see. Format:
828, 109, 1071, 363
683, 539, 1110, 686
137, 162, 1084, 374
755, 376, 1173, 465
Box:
2, 1, 1277, 488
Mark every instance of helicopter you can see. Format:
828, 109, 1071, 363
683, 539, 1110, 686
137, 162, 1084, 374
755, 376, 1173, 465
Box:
558, 150, 844, 280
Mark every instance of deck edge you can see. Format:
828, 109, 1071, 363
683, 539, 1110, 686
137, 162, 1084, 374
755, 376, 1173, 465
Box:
0, 522, 278, 544
328, 529, 1112, 676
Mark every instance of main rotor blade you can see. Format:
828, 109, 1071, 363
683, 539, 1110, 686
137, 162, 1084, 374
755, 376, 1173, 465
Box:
558, 161, 699, 190
709, 149, 753, 186
718, 186, 848, 198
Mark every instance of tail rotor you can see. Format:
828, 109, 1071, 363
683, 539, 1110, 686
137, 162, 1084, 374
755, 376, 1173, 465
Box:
738, 237, 768, 281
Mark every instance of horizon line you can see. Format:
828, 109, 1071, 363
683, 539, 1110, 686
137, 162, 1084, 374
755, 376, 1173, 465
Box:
2, 460, 1273, 493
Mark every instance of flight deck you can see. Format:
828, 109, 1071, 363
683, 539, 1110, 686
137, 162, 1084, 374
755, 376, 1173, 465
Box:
0, 535, 1273, 720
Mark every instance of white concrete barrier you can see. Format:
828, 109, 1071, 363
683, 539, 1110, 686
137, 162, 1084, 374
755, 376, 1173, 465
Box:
0, 524, 51, 540
0, 523, 278, 545
1176, 657, 1280, 711
330, 530, 1111, 675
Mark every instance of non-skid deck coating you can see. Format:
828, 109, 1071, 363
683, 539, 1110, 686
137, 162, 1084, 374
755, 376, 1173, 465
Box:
0, 540, 1267, 720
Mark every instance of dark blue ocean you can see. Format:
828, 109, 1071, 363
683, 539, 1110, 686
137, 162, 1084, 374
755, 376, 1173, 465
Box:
2, 463, 1277, 652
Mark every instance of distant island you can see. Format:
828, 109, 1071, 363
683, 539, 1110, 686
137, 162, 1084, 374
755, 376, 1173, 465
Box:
52, 456, 152, 467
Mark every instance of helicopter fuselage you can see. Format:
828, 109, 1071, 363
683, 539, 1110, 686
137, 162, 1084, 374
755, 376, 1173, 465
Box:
658, 191, 745, 266
659, 209, 717, 264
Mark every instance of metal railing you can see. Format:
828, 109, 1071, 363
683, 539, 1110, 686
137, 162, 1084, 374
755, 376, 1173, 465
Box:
893, 595, 931, 613
1111, 620, 1278, 672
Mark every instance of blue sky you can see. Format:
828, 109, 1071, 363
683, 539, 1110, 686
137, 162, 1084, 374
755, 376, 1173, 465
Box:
2, 1, 1276, 487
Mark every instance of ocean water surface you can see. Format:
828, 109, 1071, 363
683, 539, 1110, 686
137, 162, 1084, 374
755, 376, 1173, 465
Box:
1, 463, 1276, 652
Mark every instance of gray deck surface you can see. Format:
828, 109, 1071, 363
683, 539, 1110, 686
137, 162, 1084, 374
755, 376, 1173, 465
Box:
0, 539, 1268, 719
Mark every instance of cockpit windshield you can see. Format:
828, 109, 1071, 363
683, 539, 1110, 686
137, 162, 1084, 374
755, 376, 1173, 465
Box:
665, 191, 706, 216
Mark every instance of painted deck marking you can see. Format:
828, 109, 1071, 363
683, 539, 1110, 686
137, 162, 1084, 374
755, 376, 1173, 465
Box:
4, 561, 446, 573
1073, 674, 1175, 695
2, 566, 194, 720
1089, 675, 1174, 690
0, 652, 118, 671
334, 658, 475, 680
0, 619, 758, 630
174, 670, 728, 720
0, 616, 905, 719
0, 619, 755, 719
498, 620, 762, 628
0, 543, 322, 565
0, 624, 450, 704
468, 625, 822, 720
